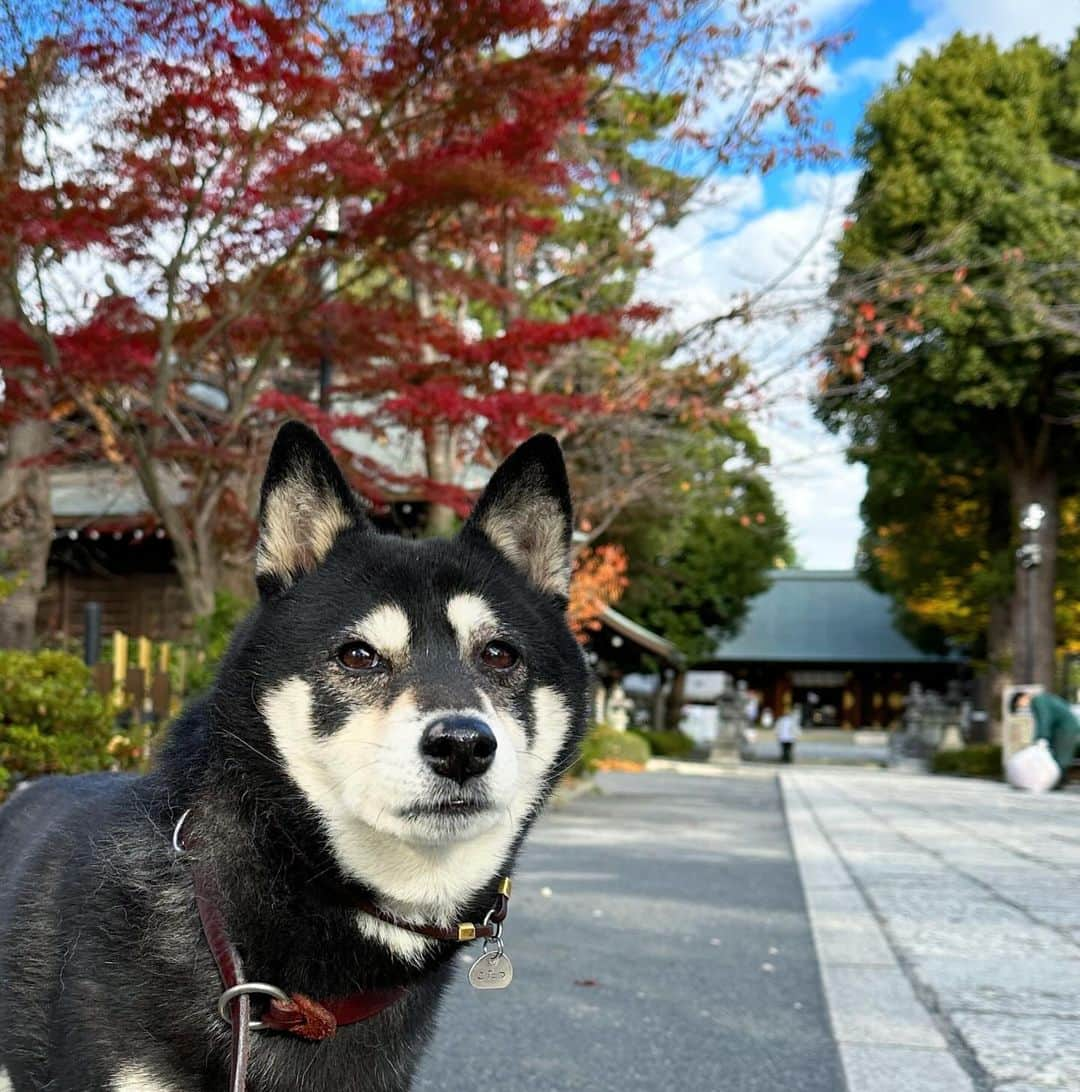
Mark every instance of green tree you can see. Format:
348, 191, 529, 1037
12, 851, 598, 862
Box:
820, 32, 1080, 693
852, 403, 1016, 709
606, 421, 792, 662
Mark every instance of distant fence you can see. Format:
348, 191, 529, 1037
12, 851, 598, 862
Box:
82, 602, 189, 738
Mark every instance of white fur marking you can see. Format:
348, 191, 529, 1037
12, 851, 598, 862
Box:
350, 603, 411, 663
354, 912, 434, 963
111, 1064, 178, 1092
0, 1067, 12, 1092
517, 686, 573, 817
446, 593, 498, 653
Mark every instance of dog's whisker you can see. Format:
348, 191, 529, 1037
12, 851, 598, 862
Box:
216, 727, 278, 767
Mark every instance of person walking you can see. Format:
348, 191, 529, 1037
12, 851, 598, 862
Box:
1012, 691, 1080, 789
776, 706, 801, 764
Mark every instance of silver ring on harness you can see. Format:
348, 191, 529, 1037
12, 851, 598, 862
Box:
481, 902, 504, 957
218, 982, 291, 1031
481, 905, 502, 939
172, 809, 192, 854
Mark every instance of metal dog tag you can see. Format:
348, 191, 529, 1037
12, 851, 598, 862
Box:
468, 951, 514, 990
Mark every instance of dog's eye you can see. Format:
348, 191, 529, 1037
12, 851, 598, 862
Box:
479, 641, 519, 671
337, 642, 382, 671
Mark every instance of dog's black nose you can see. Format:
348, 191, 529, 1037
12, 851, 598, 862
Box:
420, 716, 497, 784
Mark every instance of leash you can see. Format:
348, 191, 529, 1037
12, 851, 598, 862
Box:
172, 809, 513, 1090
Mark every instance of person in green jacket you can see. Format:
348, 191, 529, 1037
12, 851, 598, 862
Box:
1011, 691, 1080, 789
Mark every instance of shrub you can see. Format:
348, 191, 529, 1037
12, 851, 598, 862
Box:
573, 723, 651, 777
632, 729, 696, 759
184, 591, 251, 695
0, 650, 117, 799
931, 744, 1003, 780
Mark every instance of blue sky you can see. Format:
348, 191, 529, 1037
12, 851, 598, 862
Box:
642, 0, 1078, 569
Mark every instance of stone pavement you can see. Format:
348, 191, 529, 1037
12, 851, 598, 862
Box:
417, 769, 844, 1091
745, 732, 890, 766
783, 770, 1080, 1092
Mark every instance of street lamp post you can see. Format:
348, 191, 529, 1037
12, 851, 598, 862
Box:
1017, 502, 1045, 683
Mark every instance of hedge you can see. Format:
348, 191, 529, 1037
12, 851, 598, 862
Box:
931, 744, 1003, 780
573, 723, 651, 776
631, 729, 696, 759
0, 650, 120, 800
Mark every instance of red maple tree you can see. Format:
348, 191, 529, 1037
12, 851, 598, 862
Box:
1, 0, 836, 635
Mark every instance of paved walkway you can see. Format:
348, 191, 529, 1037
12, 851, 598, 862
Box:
417, 769, 844, 1091
746, 738, 890, 766
784, 770, 1080, 1091
746, 729, 890, 767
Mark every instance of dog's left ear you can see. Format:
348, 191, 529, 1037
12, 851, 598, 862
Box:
462, 434, 573, 599
255, 422, 367, 598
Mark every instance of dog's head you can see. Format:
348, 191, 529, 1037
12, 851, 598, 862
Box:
218, 423, 588, 919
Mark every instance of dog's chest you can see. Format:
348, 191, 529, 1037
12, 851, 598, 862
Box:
242, 1024, 425, 1092
110, 1064, 182, 1091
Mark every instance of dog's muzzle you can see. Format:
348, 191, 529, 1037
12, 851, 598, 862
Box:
420, 715, 497, 785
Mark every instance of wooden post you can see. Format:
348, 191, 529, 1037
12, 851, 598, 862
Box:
843, 674, 862, 731
652, 670, 668, 730
173, 648, 188, 716
150, 669, 170, 712
125, 666, 146, 715
92, 662, 113, 698
138, 637, 153, 717
112, 631, 129, 708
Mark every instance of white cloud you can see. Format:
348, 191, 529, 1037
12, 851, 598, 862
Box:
757, 401, 866, 569
844, 0, 1077, 86
639, 168, 863, 568
644, 175, 766, 329
642, 168, 856, 345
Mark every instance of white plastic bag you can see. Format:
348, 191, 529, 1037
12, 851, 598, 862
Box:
1005, 739, 1060, 793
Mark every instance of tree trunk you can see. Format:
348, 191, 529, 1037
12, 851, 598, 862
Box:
167, 525, 217, 621
130, 451, 219, 622
426, 502, 458, 537
410, 258, 461, 538
984, 598, 1012, 742
218, 559, 256, 604
1006, 456, 1057, 690
425, 424, 459, 536
0, 419, 53, 648
663, 669, 686, 733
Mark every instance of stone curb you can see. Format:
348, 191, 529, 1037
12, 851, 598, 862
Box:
781, 774, 976, 1092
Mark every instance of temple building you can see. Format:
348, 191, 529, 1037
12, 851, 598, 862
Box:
700, 570, 965, 729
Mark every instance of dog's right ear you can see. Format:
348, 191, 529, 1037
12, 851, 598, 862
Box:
255, 422, 367, 598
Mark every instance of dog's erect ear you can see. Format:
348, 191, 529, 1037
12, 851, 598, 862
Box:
256, 422, 366, 598
462, 434, 573, 599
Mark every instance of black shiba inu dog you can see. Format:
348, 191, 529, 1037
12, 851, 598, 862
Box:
0, 424, 589, 1092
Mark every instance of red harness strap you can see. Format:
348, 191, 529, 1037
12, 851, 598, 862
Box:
175, 810, 512, 1091
177, 815, 407, 1091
